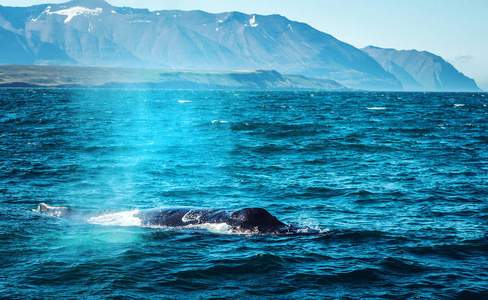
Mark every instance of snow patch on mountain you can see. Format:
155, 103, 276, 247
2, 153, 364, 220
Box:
51, 6, 103, 23
12, 0, 480, 90
249, 15, 258, 27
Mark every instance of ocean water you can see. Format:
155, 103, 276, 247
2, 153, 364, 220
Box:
1, 88, 488, 299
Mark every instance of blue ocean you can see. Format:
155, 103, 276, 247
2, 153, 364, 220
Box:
1, 88, 488, 299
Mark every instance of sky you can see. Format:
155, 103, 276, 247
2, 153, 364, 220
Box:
3, 0, 488, 90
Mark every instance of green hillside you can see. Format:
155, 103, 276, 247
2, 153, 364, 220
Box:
0, 65, 348, 91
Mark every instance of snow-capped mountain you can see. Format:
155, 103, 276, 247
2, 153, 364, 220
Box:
362, 46, 481, 92
0, 0, 480, 91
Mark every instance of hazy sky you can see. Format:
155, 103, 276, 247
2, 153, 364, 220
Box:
3, 0, 488, 90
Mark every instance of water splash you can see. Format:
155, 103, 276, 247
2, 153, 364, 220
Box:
87, 210, 142, 227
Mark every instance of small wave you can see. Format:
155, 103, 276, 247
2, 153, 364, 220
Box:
337, 268, 383, 282
297, 227, 331, 235
230, 122, 259, 131
144, 221, 327, 236
211, 120, 229, 124
380, 257, 430, 274
173, 253, 285, 279
367, 107, 387, 110
456, 289, 488, 299
284, 267, 383, 285
87, 210, 142, 227
334, 230, 392, 242
178, 100, 192, 103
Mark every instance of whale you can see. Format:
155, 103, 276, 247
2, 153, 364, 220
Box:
37, 203, 320, 234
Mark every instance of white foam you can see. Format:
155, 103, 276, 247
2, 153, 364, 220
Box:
189, 223, 233, 234
87, 210, 142, 227
367, 107, 387, 110
295, 227, 324, 234
143, 222, 233, 234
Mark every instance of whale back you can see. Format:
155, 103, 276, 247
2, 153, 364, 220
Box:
230, 208, 286, 233
37, 204, 294, 234
137, 207, 287, 233
137, 208, 200, 227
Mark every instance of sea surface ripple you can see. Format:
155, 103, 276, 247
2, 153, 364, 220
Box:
1, 89, 488, 299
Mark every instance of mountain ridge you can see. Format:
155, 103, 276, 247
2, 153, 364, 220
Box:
0, 0, 402, 90
362, 46, 481, 92
0, 0, 481, 91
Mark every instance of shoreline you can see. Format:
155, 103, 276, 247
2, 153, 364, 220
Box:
0, 65, 349, 91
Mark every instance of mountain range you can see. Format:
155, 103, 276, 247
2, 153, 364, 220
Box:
0, 0, 481, 91
362, 46, 480, 92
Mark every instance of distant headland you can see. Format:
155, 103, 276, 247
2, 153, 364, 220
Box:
0, 65, 349, 91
